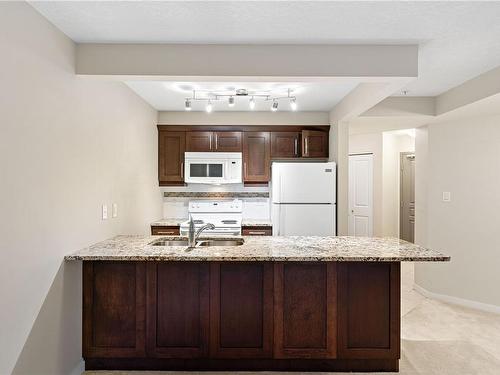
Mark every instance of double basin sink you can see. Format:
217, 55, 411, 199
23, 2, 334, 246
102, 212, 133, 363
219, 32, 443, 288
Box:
149, 238, 244, 247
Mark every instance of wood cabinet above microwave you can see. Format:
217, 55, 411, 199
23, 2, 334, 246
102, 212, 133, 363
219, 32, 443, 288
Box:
186, 131, 242, 152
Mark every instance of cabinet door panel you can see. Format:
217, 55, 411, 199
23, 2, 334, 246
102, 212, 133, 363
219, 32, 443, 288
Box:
274, 262, 336, 358
147, 262, 209, 358
302, 130, 328, 158
214, 131, 242, 152
158, 131, 185, 185
210, 262, 273, 358
243, 132, 271, 183
186, 131, 213, 152
338, 262, 400, 359
271, 132, 300, 158
83, 262, 146, 358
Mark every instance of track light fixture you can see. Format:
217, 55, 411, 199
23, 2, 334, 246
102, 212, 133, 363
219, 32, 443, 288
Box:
184, 88, 297, 112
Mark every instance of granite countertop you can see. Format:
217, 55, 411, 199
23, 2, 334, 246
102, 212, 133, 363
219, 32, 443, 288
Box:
151, 218, 272, 227
65, 235, 450, 262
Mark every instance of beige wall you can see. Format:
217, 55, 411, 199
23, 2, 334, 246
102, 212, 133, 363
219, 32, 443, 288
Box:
415, 115, 500, 307
158, 111, 330, 125
0, 3, 161, 374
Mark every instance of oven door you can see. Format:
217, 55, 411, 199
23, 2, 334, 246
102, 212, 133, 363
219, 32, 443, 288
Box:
185, 159, 226, 184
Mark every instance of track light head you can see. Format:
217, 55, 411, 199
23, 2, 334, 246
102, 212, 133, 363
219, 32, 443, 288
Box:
290, 97, 297, 111
185, 99, 192, 111
271, 100, 278, 112
228, 96, 235, 107
249, 97, 255, 110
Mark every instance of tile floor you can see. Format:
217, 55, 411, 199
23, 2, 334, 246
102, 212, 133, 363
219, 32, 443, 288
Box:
85, 263, 500, 375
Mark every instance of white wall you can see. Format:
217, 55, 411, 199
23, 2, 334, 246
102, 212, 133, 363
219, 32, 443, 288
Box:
158, 111, 330, 125
0, 3, 161, 374
415, 115, 500, 308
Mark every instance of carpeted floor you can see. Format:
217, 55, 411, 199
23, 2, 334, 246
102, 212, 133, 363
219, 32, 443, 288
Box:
84, 264, 500, 375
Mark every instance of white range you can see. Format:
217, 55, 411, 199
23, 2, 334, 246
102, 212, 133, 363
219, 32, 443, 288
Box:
180, 199, 243, 236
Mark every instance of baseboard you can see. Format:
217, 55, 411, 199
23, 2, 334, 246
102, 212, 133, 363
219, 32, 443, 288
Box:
413, 283, 500, 315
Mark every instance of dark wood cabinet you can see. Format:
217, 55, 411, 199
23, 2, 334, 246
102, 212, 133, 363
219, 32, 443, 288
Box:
186, 131, 242, 152
186, 131, 213, 152
158, 131, 185, 186
83, 260, 400, 372
214, 131, 242, 152
151, 226, 180, 235
242, 226, 272, 236
146, 262, 209, 358
302, 130, 328, 158
271, 131, 300, 158
337, 262, 400, 359
209, 262, 273, 358
243, 132, 271, 183
83, 262, 146, 358
274, 262, 337, 359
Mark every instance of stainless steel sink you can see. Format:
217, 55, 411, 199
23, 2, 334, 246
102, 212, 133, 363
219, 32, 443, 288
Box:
196, 239, 244, 247
150, 239, 189, 246
149, 238, 244, 247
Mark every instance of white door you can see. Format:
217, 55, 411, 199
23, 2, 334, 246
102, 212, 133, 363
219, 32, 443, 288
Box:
348, 154, 373, 237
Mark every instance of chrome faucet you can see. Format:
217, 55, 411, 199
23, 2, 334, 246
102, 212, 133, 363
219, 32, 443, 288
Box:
187, 217, 215, 247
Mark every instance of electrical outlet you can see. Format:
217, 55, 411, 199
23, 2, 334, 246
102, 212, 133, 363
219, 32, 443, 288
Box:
112, 203, 118, 218
102, 204, 108, 220
442, 192, 451, 202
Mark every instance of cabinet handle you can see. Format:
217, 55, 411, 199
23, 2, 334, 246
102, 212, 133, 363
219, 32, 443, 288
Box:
156, 231, 176, 235
294, 138, 298, 156
244, 162, 247, 177
210, 135, 213, 150
214, 133, 218, 150
248, 231, 267, 235
304, 137, 309, 156
181, 162, 184, 178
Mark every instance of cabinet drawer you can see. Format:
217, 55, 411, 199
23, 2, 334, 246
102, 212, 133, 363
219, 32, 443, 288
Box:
242, 227, 272, 236
151, 226, 180, 235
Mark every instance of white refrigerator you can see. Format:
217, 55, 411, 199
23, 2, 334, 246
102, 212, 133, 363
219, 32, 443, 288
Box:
271, 162, 336, 236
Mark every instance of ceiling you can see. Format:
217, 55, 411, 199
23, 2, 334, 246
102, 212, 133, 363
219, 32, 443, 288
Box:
30, 1, 500, 98
125, 81, 358, 111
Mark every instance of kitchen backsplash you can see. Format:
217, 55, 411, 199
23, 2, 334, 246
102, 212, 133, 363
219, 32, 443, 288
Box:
161, 183, 271, 220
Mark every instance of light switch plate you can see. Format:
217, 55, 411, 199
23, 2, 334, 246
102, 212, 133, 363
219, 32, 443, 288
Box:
112, 203, 118, 218
442, 192, 451, 202
102, 204, 108, 220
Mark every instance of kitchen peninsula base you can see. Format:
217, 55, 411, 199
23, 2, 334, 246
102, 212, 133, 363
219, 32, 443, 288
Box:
82, 261, 400, 372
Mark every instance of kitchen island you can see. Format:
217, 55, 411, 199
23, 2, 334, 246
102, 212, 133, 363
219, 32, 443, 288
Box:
66, 235, 449, 372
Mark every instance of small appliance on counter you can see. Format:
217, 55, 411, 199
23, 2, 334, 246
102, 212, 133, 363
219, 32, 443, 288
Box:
184, 152, 242, 184
180, 199, 243, 236
272, 162, 336, 236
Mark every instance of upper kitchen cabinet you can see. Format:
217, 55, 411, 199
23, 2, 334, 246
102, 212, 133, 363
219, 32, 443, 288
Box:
214, 131, 242, 152
271, 131, 300, 158
302, 130, 328, 158
243, 132, 271, 184
186, 131, 242, 152
186, 131, 213, 152
158, 131, 185, 186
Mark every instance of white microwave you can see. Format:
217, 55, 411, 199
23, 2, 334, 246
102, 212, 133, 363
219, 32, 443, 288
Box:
184, 152, 242, 184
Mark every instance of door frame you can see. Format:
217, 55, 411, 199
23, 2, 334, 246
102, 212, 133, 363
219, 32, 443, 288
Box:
399, 152, 415, 242
348, 153, 374, 237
